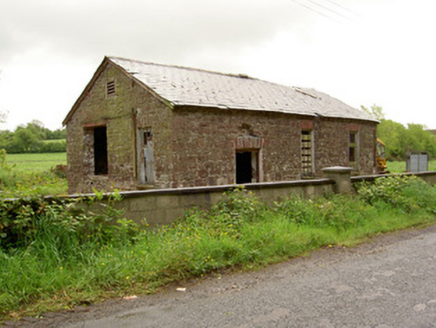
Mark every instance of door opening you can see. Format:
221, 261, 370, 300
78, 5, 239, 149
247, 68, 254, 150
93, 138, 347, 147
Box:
236, 151, 258, 184
94, 126, 108, 175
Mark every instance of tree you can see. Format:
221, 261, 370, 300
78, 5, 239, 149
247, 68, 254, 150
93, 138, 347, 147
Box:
361, 104, 385, 121
406, 123, 436, 157
377, 119, 407, 160
16, 121, 47, 140
12, 129, 41, 153
366, 104, 436, 160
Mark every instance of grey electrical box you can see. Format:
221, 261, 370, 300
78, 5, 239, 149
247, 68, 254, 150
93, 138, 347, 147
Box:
406, 152, 428, 172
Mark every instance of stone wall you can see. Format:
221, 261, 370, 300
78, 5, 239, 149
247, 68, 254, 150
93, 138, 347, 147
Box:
66, 62, 175, 193
169, 107, 377, 188
314, 118, 376, 176
65, 62, 377, 194
170, 107, 303, 188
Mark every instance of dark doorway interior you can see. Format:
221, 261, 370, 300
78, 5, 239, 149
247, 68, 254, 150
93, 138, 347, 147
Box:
236, 151, 253, 184
94, 126, 108, 175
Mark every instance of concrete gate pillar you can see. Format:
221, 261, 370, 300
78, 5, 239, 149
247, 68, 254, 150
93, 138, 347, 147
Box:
322, 166, 353, 194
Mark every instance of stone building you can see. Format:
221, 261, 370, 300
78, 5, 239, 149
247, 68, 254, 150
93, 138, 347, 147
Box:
63, 56, 378, 194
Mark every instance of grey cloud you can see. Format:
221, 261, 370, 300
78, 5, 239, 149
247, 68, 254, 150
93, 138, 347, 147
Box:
0, 0, 303, 65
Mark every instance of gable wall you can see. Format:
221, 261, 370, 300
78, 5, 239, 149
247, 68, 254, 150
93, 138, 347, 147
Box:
66, 63, 174, 194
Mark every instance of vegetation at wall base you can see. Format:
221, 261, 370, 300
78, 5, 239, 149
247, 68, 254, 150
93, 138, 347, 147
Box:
1, 176, 436, 322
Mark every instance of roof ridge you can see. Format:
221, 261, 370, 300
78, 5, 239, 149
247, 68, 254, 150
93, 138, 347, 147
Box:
107, 56, 259, 81
104, 56, 376, 123
108, 56, 315, 92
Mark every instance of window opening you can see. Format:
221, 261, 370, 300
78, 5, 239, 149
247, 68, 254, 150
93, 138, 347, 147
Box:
143, 131, 152, 146
349, 131, 358, 169
137, 128, 154, 184
106, 81, 116, 97
301, 130, 313, 177
236, 151, 258, 184
94, 126, 108, 175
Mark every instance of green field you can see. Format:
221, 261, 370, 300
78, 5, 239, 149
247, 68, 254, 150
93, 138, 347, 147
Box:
4, 153, 436, 175
387, 160, 436, 173
4, 153, 436, 177
6, 152, 66, 173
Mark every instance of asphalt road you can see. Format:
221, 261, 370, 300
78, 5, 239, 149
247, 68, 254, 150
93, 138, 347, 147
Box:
7, 225, 436, 328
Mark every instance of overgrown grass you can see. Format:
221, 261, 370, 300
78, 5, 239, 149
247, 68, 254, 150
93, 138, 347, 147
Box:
1, 176, 436, 321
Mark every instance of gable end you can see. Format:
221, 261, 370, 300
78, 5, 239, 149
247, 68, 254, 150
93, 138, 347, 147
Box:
62, 57, 174, 126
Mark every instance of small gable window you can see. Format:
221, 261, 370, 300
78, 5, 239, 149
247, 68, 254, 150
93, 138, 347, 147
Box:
106, 80, 116, 97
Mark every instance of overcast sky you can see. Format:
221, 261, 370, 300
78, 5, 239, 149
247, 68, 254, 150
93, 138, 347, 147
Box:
0, 0, 435, 131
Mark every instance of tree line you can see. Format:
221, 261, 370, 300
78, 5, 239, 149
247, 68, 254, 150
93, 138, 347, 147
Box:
362, 105, 436, 161
0, 108, 435, 159
0, 121, 66, 153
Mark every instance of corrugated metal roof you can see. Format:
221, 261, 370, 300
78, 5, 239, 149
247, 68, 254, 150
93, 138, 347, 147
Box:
109, 56, 375, 122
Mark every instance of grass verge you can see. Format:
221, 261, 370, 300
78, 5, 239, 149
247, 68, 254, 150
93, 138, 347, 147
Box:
1, 176, 436, 321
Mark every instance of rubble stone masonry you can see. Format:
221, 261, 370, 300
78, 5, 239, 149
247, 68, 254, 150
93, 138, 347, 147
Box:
66, 62, 377, 194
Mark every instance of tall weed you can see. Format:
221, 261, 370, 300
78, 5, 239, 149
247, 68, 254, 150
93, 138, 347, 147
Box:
275, 194, 369, 230
2, 178, 436, 320
357, 175, 436, 213
0, 190, 139, 251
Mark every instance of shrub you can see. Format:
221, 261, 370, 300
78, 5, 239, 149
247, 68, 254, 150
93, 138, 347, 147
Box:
209, 186, 264, 227
356, 175, 436, 213
0, 190, 140, 251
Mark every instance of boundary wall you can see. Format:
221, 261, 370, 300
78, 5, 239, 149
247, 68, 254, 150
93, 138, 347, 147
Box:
66, 168, 436, 226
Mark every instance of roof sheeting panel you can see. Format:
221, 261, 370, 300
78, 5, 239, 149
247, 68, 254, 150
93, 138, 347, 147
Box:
109, 56, 375, 122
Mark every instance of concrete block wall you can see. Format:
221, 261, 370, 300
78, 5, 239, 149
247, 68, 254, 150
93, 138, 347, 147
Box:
112, 170, 436, 225
58, 170, 436, 227
105, 179, 335, 225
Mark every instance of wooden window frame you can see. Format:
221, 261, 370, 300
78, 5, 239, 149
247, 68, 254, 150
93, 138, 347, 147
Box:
301, 129, 314, 177
349, 131, 359, 170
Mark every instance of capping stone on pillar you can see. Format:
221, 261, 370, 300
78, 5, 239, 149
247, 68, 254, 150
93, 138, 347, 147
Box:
322, 166, 353, 194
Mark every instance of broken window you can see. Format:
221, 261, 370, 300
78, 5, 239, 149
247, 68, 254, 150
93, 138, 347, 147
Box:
236, 151, 258, 184
94, 126, 108, 175
301, 130, 314, 177
349, 131, 359, 169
